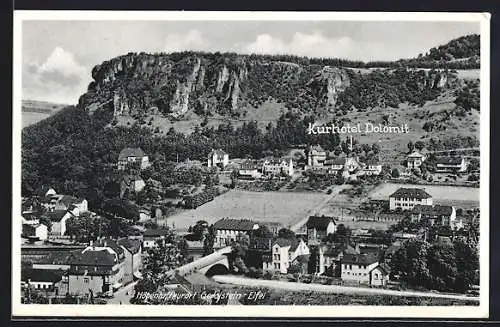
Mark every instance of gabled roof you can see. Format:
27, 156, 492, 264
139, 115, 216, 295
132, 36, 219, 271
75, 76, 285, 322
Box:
143, 228, 170, 237
306, 216, 336, 230
41, 210, 71, 222
407, 150, 425, 158
436, 157, 464, 165
118, 147, 146, 160
389, 188, 432, 200
21, 268, 64, 283
91, 238, 125, 257
412, 204, 453, 216
372, 262, 391, 275
67, 249, 116, 267
322, 243, 358, 257
342, 253, 379, 265
117, 237, 141, 254
213, 218, 258, 231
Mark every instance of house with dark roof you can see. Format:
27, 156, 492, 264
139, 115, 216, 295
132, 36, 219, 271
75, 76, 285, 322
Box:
341, 253, 388, 285
262, 158, 294, 177
117, 147, 150, 170
213, 218, 259, 247
435, 156, 467, 173
66, 242, 126, 296
21, 268, 65, 294
319, 243, 359, 277
307, 144, 327, 167
117, 237, 142, 283
411, 204, 459, 228
305, 216, 337, 245
238, 160, 262, 179
41, 194, 88, 213
40, 207, 79, 236
142, 228, 171, 249
262, 238, 310, 274
207, 149, 229, 168
389, 188, 433, 211
407, 150, 426, 169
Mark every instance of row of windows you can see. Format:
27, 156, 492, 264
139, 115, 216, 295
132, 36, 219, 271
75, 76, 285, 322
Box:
343, 264, 368, 270
342, 271, 368, 277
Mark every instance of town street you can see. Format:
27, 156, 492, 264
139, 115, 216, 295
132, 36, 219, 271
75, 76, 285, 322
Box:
212, 275, 479, 302
106, 281, 138, 304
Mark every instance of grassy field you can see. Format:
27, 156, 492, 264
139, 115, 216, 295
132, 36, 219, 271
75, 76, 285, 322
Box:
368, 182, 480, 208
22, 100, 69, 127
163, 189, 328, 232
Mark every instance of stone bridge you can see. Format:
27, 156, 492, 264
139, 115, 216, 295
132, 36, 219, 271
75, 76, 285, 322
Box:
175, 246, 232, 277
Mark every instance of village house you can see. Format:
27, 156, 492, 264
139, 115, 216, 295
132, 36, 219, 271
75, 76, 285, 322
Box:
306, 216, 337, 245
257, 221, 284, 236
22, 223, 48, 241
142, 228, 171, 249
21, 268, 66, 296
407, 150, 426, 169
362, 160, 383, 176
318, 243, 359, 276
41, 194, 88, 213
238, 161, 262, 179
117, 238, 142, 282
207, 149, 229, 168
117, 147, 150, 171
341, 253, 390, 286
262, 158, 294, 177
435, 156, 468, 173
411, 204, 460, 228
389, 188, 433, 211
66, 240, 126, 296
213, 218, 259, 248
120, 174, 146, 198
41, 206, 80, 236
307, 144, 327, 166
262, 238, 310, 274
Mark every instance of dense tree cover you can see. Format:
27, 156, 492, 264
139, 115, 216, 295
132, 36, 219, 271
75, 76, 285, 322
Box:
390, 238, 479, 292
454, 79, 480, 112
424, 34, 480, 62
22, 107, 349, 205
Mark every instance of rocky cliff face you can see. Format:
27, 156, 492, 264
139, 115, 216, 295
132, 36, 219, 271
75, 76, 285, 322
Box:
80, 52, 459, 120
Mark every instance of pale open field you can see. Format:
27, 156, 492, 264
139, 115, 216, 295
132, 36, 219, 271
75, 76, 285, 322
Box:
22, 112, 51, 128
368, 183, 480, 208
163, 189, 328, 232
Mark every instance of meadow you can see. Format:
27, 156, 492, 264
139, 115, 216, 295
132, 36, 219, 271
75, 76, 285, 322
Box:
163, 189, 328, 232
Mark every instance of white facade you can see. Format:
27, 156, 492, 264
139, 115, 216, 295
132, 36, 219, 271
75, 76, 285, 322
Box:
436, 158, 467, 173
389, 196, 433, 211
407, 151, 426, 169
118, 155, 150, 170
363, 163, 383, 176
263, 239, 310, 274
208, 151, 229, 168
215, 228, 257, 248
369, 266, 389, 286
238, 168, 262, 179
341, 261, 379, 284
262, 158, 294, 177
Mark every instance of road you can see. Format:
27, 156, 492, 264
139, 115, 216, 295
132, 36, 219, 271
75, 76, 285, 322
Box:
289, 184, 352, 232
212, 275, 479, 302
106, 281, 138, 304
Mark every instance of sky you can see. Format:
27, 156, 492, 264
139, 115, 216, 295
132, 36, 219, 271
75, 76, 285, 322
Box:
21, 20, 480, 104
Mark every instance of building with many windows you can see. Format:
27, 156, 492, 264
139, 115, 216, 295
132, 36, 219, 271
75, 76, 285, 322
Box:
262, 238, 310, 274
389, 188, 433, 211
